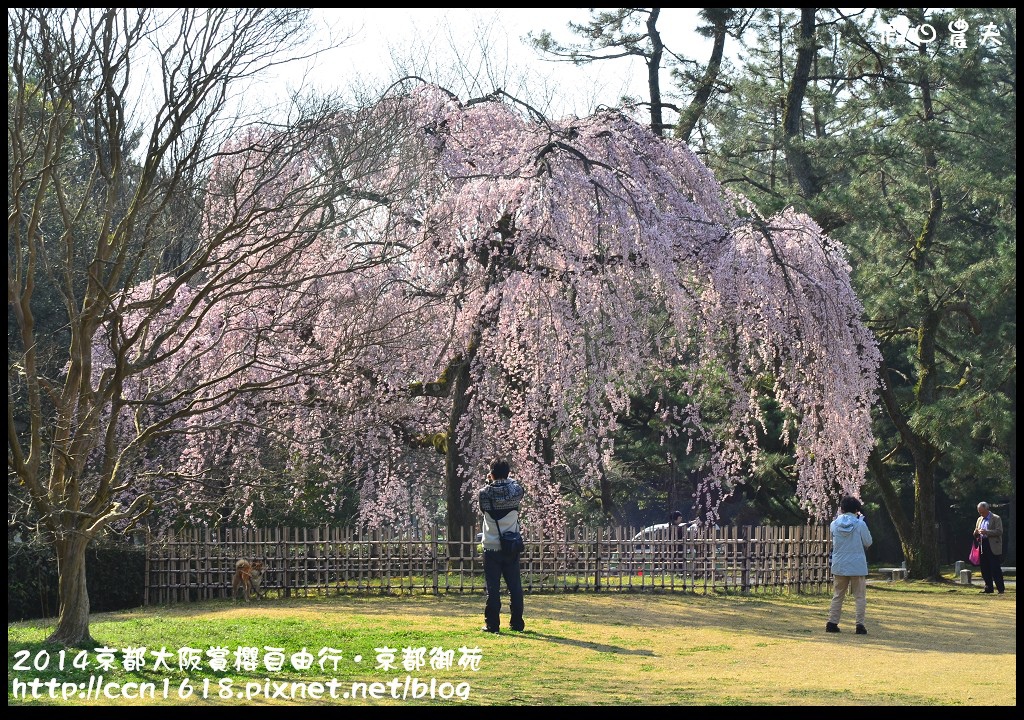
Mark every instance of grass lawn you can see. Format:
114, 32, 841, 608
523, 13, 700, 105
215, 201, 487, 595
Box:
8, 581, 1015, 706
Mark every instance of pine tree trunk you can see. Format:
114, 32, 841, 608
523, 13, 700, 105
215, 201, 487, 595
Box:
46, 535, 94, 646
782, 7, 821, 198
908, 462, 941, 580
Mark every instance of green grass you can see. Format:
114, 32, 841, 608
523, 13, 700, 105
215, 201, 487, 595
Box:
8, 582, 1016, 706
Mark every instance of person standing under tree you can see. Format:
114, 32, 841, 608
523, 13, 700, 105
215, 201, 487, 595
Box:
478, 459, 526, 633
826, 495, 873, 635
974, 501, 1005, 595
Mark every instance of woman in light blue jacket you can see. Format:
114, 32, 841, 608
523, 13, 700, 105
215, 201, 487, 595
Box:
826, 496, 873, 635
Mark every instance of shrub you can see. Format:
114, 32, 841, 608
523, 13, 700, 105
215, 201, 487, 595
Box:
8, 540, 145, 621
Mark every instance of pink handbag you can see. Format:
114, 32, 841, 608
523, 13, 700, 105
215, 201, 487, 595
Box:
968, 538, 981, 566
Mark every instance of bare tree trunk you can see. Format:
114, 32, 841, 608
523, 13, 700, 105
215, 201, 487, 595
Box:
46, 534, 94, 646
9, 7, 376, 647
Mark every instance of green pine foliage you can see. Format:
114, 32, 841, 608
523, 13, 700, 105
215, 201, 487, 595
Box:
680, 8, 1015, 573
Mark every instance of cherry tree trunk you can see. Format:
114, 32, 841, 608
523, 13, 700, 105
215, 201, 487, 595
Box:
445, 351, 475, 562
45, 534, 94, 646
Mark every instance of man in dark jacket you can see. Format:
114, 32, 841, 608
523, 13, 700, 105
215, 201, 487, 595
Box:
478, 459, 525, 633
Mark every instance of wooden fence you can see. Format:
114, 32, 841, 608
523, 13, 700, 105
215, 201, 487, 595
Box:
145, 524, 833, 604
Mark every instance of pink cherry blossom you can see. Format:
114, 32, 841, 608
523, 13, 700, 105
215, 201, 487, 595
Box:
104, 84, 879, 531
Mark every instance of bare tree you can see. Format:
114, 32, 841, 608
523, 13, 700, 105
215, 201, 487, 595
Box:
7, 7, 416, 644
377, 11, 546, 114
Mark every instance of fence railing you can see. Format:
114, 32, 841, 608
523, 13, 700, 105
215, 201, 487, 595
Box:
144, 524, 833, 604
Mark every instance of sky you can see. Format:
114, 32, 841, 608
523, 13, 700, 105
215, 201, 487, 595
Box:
262, 8, 710, 122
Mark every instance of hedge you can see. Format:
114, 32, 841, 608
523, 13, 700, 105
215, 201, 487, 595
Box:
8, 542, 145, 622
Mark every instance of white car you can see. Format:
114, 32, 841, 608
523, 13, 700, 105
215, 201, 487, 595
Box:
632, 521, 714, 542
610, 521, 722, 572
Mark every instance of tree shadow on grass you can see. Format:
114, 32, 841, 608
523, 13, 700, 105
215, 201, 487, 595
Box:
95, 585, 1014, 658
510, 629, 654, 656
524, 588, 1017, 656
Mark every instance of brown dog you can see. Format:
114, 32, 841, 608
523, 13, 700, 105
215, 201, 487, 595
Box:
231, 559, 264, 602
248, 560, 264, 599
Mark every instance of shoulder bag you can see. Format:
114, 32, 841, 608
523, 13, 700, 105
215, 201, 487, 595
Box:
490, 512, 525, 556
